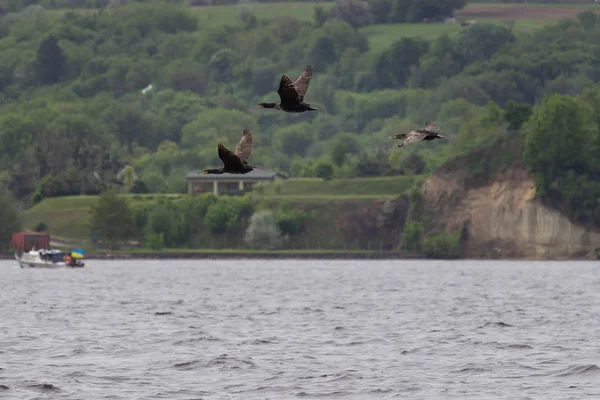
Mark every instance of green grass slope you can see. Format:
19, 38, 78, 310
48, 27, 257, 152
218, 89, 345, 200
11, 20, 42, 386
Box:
252, 176, 417, 197
23, 176, 415, 245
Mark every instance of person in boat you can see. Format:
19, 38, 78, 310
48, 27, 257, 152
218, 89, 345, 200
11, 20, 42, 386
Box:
64, 253, 73, 266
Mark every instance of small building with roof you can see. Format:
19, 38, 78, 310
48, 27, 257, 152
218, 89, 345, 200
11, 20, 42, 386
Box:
185, 169, 283, 195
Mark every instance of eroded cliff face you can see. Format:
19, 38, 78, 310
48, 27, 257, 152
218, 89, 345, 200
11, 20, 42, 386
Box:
420, 163, 600, 259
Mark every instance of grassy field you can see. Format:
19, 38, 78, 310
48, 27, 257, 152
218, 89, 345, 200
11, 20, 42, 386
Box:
26, 193, 185, 213
361, 23, 461, 52
251, 176, 417, 197
191, 2, 332, 28
359, 20, 552, 52
44, 2, 599, 55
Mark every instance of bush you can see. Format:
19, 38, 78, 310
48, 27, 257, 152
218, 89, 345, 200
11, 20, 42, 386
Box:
131, 179, 149, 194
402, 221, 422, 251
314, 160, 335, 180
146, 232, 165, 251
34, 222, 48, 232
422, 233, 461, 259
31, 190, 43, 205
145, 202, 178, 246
204, 196, 253, 234
244, 210, 285, 250
275, 207, 306, 236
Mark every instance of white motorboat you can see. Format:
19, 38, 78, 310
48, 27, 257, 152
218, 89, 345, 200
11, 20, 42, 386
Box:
15, 248, 85, 268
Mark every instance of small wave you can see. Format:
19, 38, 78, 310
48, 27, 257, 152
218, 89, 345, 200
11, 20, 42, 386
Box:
173, 360, 203, 370
334, 326, 344, 331
236, 337, 279, 345
554, 364, 600, 377
300, 307, 324, 313
370, 388, 393, 394
480, 321, 513, 328
500, 344, 533, 350
296, 373, 352, 383
296, 390, 346, 397
174, 336, 220, 345
175, 355, 257, 370
452, 363, 492, 374
0, 385, 9, 390
66, 371, 88, 378
336, 338, 387, 346
239, 338, 278, 345
154, 311, 173, 316
453, 367, 491, 374
27, 383, 61, 392
206, 354, 256, 370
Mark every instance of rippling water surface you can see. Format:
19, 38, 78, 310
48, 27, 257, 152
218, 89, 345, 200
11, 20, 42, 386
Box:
1, 259, 600, 399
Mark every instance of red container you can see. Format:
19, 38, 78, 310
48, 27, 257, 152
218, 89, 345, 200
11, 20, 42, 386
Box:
11, 232, 50, 251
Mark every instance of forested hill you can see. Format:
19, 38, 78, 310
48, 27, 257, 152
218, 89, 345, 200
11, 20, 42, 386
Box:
0, 1, 600, 228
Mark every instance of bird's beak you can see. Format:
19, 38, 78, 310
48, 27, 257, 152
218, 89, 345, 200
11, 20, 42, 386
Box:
202, 171, 208, 174
256, 104, 263, 108
388, 136, 396, 140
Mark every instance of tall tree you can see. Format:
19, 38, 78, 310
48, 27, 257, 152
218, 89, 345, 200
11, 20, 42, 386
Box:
35, 35, 66, 85
0, 188, 21, 252
89, 190, 134, 249
524, 94, 598, 197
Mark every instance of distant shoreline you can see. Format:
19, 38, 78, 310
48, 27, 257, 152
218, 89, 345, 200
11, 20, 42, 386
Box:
2, 252, 597, 261
88, 251, 422, 260
1, 251, 422, 261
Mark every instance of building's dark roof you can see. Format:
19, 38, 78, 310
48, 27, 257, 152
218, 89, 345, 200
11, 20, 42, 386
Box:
186, 169, 279, 181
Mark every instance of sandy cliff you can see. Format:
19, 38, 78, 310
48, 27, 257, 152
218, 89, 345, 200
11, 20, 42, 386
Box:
420, 162, 600, 259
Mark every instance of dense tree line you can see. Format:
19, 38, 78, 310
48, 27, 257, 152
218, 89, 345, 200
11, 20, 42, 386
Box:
1, 2, 600, 226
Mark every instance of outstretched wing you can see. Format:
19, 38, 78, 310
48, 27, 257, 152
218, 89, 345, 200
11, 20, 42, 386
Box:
277, 75, 300, 103
218, 144, 244, 169
234, 129, 253, 163
293, 65, 314, 102
403, 131, 428, 146
423, 121, 440, 132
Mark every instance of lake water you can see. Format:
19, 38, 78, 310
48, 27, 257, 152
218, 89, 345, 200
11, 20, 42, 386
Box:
1, 259, 600, 399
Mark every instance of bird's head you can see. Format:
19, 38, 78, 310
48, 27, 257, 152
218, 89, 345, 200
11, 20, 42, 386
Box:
388, 133, 407, 140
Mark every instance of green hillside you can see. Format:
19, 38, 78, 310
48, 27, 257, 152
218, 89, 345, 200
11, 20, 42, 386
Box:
2, 0, 600, 256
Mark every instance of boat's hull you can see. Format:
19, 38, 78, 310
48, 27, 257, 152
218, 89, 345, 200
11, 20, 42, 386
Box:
15, 254, 84, 269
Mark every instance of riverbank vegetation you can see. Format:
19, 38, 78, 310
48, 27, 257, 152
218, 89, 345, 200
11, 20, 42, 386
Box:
2, 1, 600, 258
